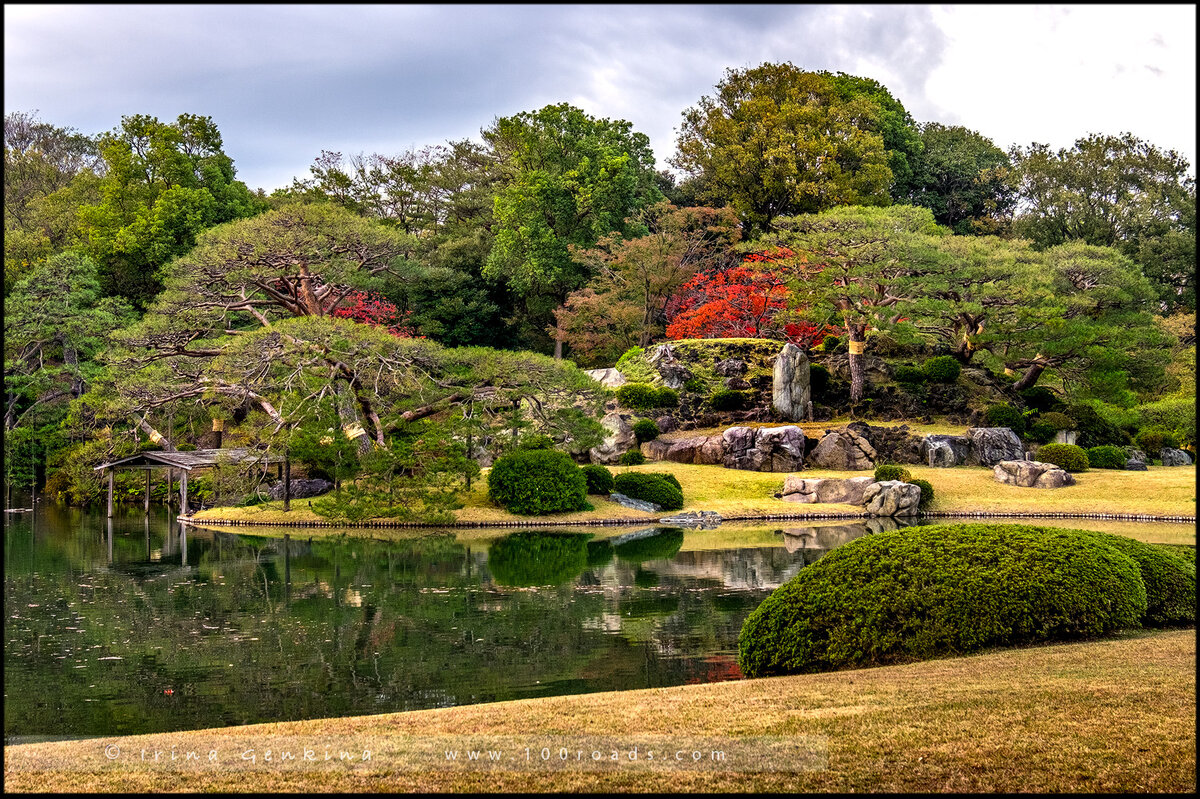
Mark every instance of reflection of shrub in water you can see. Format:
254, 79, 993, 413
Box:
487, 532, 590, 587
586, 539, 614, 568
613, 528, 684, 563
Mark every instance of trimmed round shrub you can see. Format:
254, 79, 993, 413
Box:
922, 355, 961, 383
616, 382, 659, 410
1085, 445, 1127, 470
1078, 533, 1195, 627
646, 471, 682, 491
709, 389, 750, 411
1035, 443, 1089, 472
487, 533, 589, 587
487, 449, 589, 515
1135, 426, 1180, 454
1020, 386, 1063, 413
581, 464, 614, 495
985, 403, 1025, 434
737, 523, 1148, 677
612, 472, 684, 511
809, 364, 830, 396
632, 418, 660, 443
1066, 403, 1127, 448
893, 365, 927, 385
1027, 421, 1057, 444
874, 464, 912, 483
1038, 411, 1076, 431
910, 478, 934, 510
653, 386, 679, 408
822, 335, 841, 352
517, 433, 555, 450
613, 528, 685, 563
617, 449, 646, 466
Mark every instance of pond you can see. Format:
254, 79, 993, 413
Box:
4, 505, 1193, 741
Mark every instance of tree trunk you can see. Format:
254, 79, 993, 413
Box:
1013, 361, 1047, 392
847, 324, 866, 404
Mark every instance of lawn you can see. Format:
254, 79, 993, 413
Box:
6, 629, 1193, 792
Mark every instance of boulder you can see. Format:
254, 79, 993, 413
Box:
847, 421, 924, 464
266, 478, 333, 501
722, 425, 805, 471
714, 358, 748, 377
648, 343, 692, 389
589, 411, 637, 464
861, 480, 921, 517
771, 343, 811, 421
654, 415, 677, 433
609, 492, 661, 513
583, 367, 626, 388
1125, 459, 1148, 471
992, 460, 1077, 489
1161, 448, 1193, 466
809, 429, 877, 470
965, 427, 1024, 466
652, 436, 710, 464
921, 434, 972, 467
639, 439, 672, 461
696, 435, 726, 465
781, 475, 876, 504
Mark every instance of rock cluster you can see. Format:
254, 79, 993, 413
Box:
639, 425, 805, 472
658, 510, 722, 528
808, 429, 877, 470
992, 460, 1076, 489
862, 480, 921, 516
780, 475, 876, 504
921, 434, 972, 467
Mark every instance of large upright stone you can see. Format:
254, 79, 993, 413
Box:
772, 343, 811, 421
809, 429, 877, 470
921, 434, 972, 467
589, 411, 637, 464
965, 427, 1023, 466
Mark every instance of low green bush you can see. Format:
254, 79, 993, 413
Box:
616, 383, 660, 410
1038, 411, 1076, 431
1135, 426, 1180, 454
632, 418, 660, 443
487, 449, 589, 515
1085, 445, 1127, 469
893, 365, 927, 385
1019, 386, 1063, 413
809, 364, 830, 396
822, 335, 841, 352
737, 523, 1148, 677
617, 449, 646, 466
653, 386, 679, 408
985, 403, 1025, 434
873, 464, 912, 483
1066, 402, 1128, 448
1035, 443, 1090, 472
581, 464, 614, 495
922, 355, 961, 383
1027, 421, 1057, 444
709, 389, 751, 411
646, 471, 682, 490
612, 472, 684, 510
910, 478, 934, 509
1080, 534, 1196, 627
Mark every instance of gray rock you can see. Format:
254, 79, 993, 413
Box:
266, 478, 333, 501
861, 480, 921, 516
697, 435, 726, 465
771, 343, 811, 421
1161, 448, 1193, 466
609, 492, 661, 512
584, 367, 626, 388
921, 434, 972, 467
966, 427, 1024, 466
714, 358, 747, 377
1125, 459, 1148, 471
639, 439, 672, 461
644, 435, 709, 464
589, 411, 637, 465
809, 429, 877, 470
654, 415, 677, 433
1125, 447, 1147, 463
648, 343, 692, 389
722, 425, 805, 471
781, 475, 876, 504
658, 510, 722, 528
992, 459, 1077, 489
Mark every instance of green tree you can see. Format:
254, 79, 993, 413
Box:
906, 123, 1016, 235
1010, 133, 1196, 312
482, 103, 664, 357
671, 63, 894, 237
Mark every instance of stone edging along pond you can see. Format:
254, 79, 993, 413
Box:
182, 510, 1197, 529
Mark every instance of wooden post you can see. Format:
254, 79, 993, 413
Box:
166, 469, 173, 506
106, 517, 113, 564
180, 470, 188, 516
179, 522, 187, 565
283, 453, 291, 512
145, 470, 151, 515
283, 533, 291, 601
107, 469, 114, 518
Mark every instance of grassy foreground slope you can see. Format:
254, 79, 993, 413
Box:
6, 630, 1194, 792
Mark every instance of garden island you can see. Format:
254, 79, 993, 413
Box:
5, 62, 1194, 792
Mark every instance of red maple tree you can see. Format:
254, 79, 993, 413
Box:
331, 291, 416, 337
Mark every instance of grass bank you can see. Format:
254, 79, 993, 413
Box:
6, 629, 1193, 792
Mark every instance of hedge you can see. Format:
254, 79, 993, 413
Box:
893, 365, 927, 385
985, 403, 1025, 434
581, 464, 614, 495
737, 523, 1148, 677
487, 449, 589, 515
612, 472, 684, 511
922, 355, 961, 383
709, 389, 751, 411
1077, 533, 1196, 627
910, 478, 934, 509
1035, 443, 1090, 472
1085, 445, 1127, 469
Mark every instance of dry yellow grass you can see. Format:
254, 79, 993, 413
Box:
6, 630, 1193, 793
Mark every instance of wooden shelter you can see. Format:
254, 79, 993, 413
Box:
93, 448, 286, 518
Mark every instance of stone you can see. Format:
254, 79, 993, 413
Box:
654, 415, 677, 433
848, 421, 924, 464
721, 425, 805, 472
714, 358, 747, 377
861, 480, 921, 516
583, 367, 626, 388
1161, 448, 1193, 466
771, 343, 811, 422
639, 439, 672, 461
696, 435, 726, 465
655, 436, 710, 464
648, 343, 692, 389
589, 411, 637, 464
609, 492, 661, 512
809, 429, 877, 470
921, 434, 972, 467
266, 478, 332, 501
1054, 429, 1078, 445
658, 510, 722, 528
1125, 448, 1147, 463
992, 460, 1077, 489
781, 475, 876, 504
965, 427, 1024, 467
1125, 459, 1148, 471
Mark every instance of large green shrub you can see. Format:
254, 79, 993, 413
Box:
910, 478, 934, 509
653, 386, 679, 408
517, 433, 555, 450
1138, 396, 1196, 447
487, 533, 590, 587
616, 383, 659, 410
1019, 386, 1063, 413
874, 464, 912, 483
617, 449, 646, 466
1027, 421, 1057, 444
737, 524, 1147, 677
487, 449, 589, 515
632, 418, 660, 443
922, 355, 961, 383
1066, 403, 1128, 448
809, 364, 830, 395
1035, 443, 1089, 472
709, 389, 750, 411
822, 335, 841, 352
1038, 411, 1076, 431
1085, 445, 1127, 469
581, 464, 614, 495
893, 365, 927, 385
985, 403, 1025, 433
1079, 534, 1196, 627
1135, 426, 1180, 454
612, 472, 684, 511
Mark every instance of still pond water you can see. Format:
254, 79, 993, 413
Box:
4, 505, 1192, 741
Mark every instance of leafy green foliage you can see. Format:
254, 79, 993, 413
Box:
1137, 396, 1196, 447
517, 434, 555, 450
615, 383, 676, 410
923, 355, 961, 383
1086, 445, 1128, 469
738, 524, 1148, 677
873, 465, 912, 483
905, 122, 1015, 235
821, 335, 841, 352
985, 404, 1025, 434
709, 389, 750, 411
486, 532, 591, 587
486, 449, 588, 515
1135, 427, 1180, 454
1078, 534, 1196, 627
617, 449, 646, 466
632, 418, 660, 443
893, 365, 927, 385
581, 464, 614, 495
1019, 386, 1063, 413
910, 478, 934, 509
1066, 403, 1130, 448
614, 346, 657, 383
1038, 411, 1076, 431
612, 472, 684, 511
1035, 443, 1090, 472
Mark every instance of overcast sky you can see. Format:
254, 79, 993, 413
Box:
5, 4, 1196, 192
